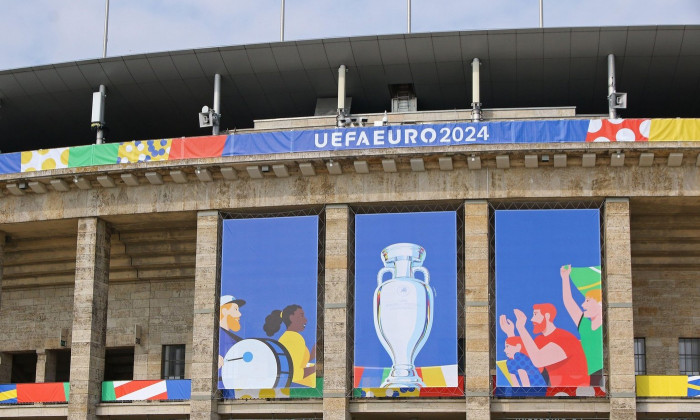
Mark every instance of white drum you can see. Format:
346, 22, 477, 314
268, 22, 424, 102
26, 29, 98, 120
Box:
221, 338, 293, 389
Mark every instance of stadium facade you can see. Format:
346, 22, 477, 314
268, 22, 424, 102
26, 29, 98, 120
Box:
0, 25, 698, 420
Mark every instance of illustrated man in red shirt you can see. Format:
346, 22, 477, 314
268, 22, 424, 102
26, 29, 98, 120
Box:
500, 303, 589, 387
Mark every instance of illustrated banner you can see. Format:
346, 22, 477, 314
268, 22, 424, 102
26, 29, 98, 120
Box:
495, 209, 604, 397
218, 216, 320, 398
354, 211, 459, 395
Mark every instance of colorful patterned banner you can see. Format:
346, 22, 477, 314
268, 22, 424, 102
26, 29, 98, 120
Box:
585, 119, 649, 142
354, 376, 464, 398
227, 377, 323, 399
492, 375, 605, 397
0, 118, 698, 176
0, 382, 69, 404
117, 140, 172, 163
101, 380, 191, 401
354, 365, 459, 388
21, 148, 70, 172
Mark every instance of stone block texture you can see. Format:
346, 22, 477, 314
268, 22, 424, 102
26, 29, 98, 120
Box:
323, 205, 351, 420
630, 207, 700, 375
190, 211, 220, 420
68, 217, 111, 420
604, 199, 636, 420
464, 201, 490, 420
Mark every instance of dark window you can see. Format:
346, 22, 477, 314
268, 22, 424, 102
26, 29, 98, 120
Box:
162, 345, 186, 379
634, 338, 646, 375
11, 352, 37, 383
104, 348, 134, 381
54, 349, 71, 382
679, 338, 700, 375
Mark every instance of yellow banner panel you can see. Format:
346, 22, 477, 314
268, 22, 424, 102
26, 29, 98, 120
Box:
649, 119, 700, 142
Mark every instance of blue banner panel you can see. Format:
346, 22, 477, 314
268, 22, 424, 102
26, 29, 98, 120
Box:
354, 212, 458, 391
165, 380, 192, 399
495, 209, 604, 396
219, 216, 319, 395
223, 120, 589, 156
0, 153, 20, 174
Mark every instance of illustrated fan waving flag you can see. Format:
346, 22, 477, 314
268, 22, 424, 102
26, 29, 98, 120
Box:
569, 266, 602, 294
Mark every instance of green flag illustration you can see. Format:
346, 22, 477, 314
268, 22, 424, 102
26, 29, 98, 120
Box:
569, 265, 601, 293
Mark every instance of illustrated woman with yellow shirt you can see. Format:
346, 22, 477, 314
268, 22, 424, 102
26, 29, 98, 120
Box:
263, 304, 316, 387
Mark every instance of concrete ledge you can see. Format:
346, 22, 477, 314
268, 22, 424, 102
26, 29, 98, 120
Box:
197, 210, 219, 218
96, 401, 190, 416
491, 398, 610, 413
3, 139, 700, 184
218, 399, 323, 415
350, 399, 466, 413
0, 404, 67, 418
636, 398, 700, 413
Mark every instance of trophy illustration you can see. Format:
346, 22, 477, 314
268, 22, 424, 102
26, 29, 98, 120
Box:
373, 243, 434, 388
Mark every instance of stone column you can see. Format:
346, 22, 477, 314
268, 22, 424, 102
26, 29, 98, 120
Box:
190, 211, 220, 420
604, 199, 636, 420
68, 217, 111, 420
36, 349, 57, 382
323, 205, 351, 420
0, 234, 8, 383
0, 232, 5, 311
464, 201, 491, 420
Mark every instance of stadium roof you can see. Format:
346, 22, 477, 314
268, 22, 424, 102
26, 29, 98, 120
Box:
0, 25, 698, 153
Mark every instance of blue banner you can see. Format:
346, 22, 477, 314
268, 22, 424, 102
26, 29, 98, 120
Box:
225, 120, 589, 156
0, 153, 21, 175
219, 216, 319, 395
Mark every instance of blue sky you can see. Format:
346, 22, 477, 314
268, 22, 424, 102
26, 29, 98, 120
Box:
1, 0, 698, 70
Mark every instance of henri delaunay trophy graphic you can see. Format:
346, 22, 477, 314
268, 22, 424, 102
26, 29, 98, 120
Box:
373, 243, 434, 388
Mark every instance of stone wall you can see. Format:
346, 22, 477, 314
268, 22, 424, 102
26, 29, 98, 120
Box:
0, 285, 75, 352
107, 280, 194, 379
0, 279, 194, 380
631, 208, 700, 375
